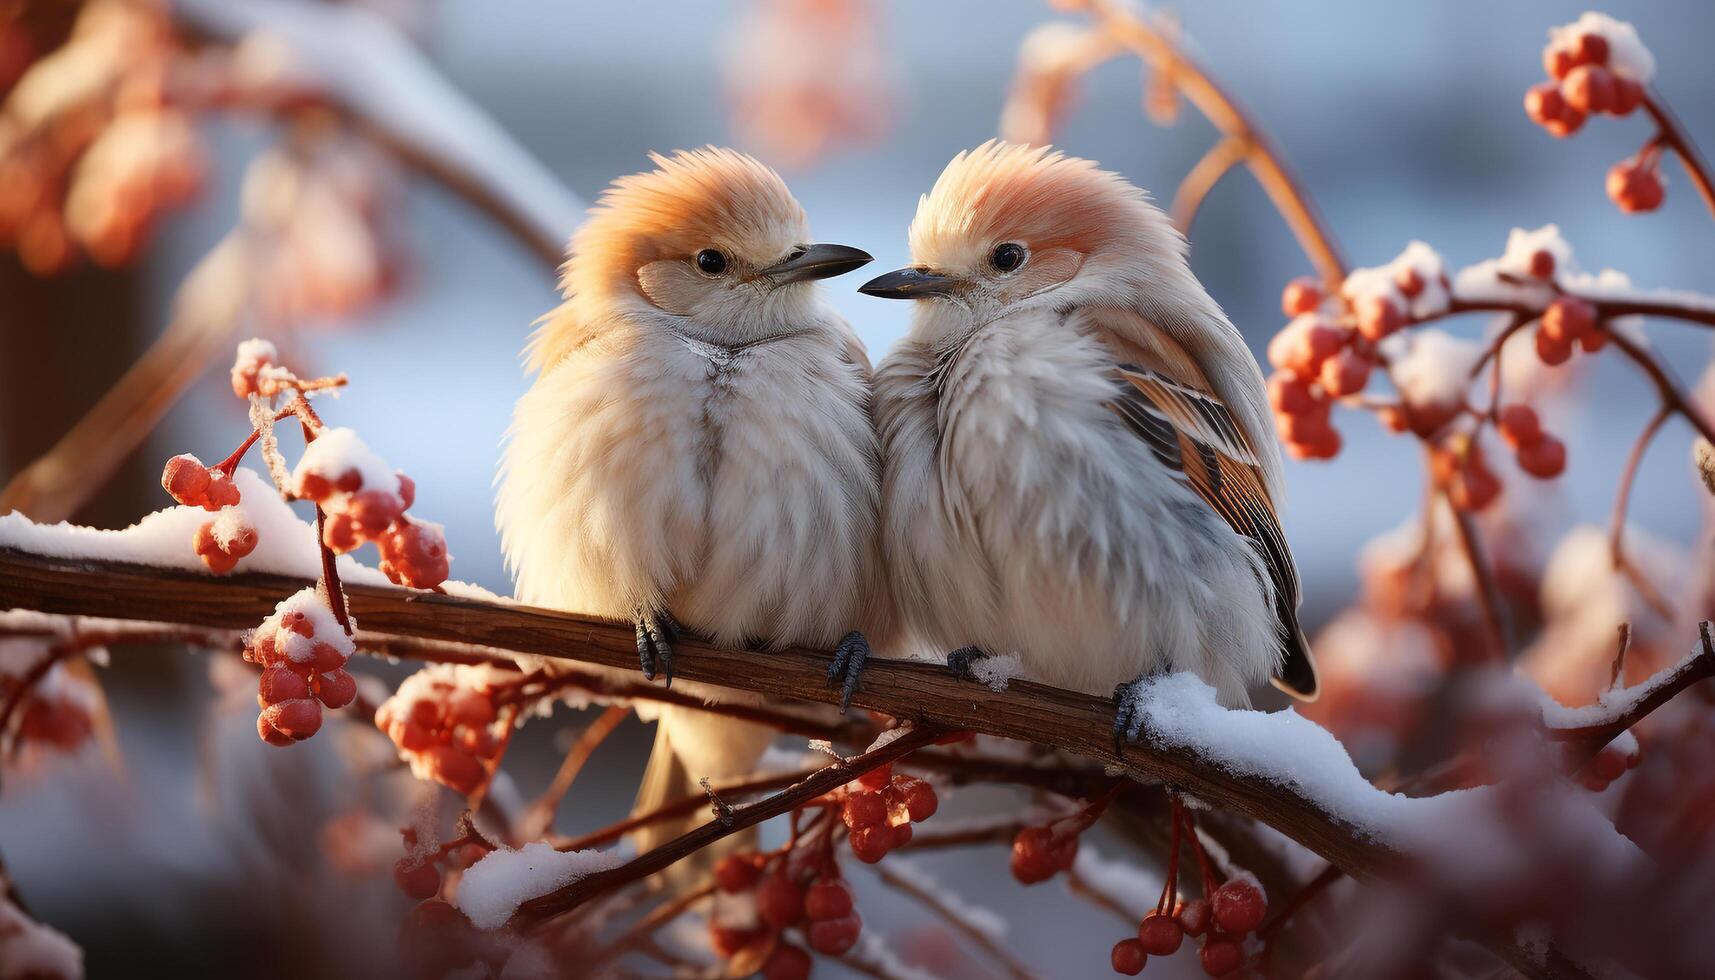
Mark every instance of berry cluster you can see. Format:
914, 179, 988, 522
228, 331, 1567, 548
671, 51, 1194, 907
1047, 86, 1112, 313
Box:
1111, 877, 1267, 977
244, 588, 358, 746
1526, 15, 1665, 213
709, 853, 860, 979
291, 428, 448, 589
840, 763, 938, 863
162, 455, 259, 574
1009, 820, 1080, 884
375, 665, 507, 795
5, 659, 99, 754
230, 338, 279, 399
1533, 295, 1605, 366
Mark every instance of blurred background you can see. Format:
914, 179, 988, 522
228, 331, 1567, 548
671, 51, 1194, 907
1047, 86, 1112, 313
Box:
2, 1, 1712, 976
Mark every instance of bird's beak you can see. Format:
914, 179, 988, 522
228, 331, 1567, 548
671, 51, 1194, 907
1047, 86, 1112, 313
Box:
759, 243, 874, 284
857, 267, 961, 300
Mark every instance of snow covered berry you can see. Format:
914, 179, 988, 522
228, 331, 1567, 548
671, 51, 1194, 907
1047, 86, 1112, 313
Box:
1354, 294, 1402, 342
375, 664, 508, 794
192, 517, 258, 574
230, 338, 278, 399
805, 876, 855, 920
1176, 899, 1211, 937
377, 517, 450, 590
162, 454, 241, 511
843, 790, 887, 831
1111, 938, 1146, 975
245, 589, 352, 747
1318, 350, 1372, 398
1210, 877, 1267, 935
807, 913, 862, 956
292, 427, 415, 553
1561, 64, 1615, 114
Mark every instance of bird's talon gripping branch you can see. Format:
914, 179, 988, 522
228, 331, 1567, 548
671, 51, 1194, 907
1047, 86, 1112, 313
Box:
946, 645, 991, 683
1112, 677, 1150, 754
826, 630, 871, 713
634, 608, 680, 686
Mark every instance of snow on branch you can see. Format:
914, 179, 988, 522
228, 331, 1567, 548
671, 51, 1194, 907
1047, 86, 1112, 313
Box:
176, 0, 582, 264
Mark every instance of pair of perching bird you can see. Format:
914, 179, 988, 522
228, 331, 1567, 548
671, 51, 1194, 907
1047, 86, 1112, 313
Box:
496, 141, 1318, 852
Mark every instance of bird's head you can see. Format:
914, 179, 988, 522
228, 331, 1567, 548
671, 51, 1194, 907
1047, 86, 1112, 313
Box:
554, 147, 870, 350
861, 141, 1188, 339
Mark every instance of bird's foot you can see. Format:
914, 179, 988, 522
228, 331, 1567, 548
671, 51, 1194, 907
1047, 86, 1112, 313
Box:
1111, 675, 1153, 755
827, 630, 870, 714
634, 607, 680, 685
946, 645, 991, 683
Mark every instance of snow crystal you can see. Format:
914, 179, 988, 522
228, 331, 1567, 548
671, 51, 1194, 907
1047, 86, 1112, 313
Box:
1549, 13, 1655, 83
1454, 225, 1572, 306
293, 427, 401, 498
234, 337, 277, 365
863, 723, 915, 754
457, 842, 625, 929
1384, 329, 1482, 413
967, 652, 1023, 692
264, 587, 355, 661
1341, 241, 1450, 321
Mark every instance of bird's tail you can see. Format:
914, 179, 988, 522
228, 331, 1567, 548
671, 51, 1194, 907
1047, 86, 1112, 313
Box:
1269, 625, 1320, 701
630, 706, 778, 887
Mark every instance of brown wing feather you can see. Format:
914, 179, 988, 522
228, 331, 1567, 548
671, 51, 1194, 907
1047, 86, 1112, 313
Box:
1101, 349, 1319, 699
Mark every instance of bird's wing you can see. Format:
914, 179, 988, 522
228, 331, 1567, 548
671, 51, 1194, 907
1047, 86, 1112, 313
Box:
1076, 305, 1318, 699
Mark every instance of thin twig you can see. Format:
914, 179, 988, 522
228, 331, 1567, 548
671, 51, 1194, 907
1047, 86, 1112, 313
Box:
1642, 92, 1715, 221
873, 862, 1037, 980
517, 705, 631, 841
1171, 135, 1248, 233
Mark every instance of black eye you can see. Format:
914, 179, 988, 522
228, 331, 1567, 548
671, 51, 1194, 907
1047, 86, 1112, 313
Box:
695, 249, 728, 276
991, 242, 1026, 273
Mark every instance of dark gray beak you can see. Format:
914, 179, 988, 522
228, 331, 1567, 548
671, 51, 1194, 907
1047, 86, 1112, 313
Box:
759, 243, 873, 284
858, 267, 960, 299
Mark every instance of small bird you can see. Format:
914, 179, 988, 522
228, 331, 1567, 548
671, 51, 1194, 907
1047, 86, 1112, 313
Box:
861, 141, 1316, 734
497, 148, 884, 855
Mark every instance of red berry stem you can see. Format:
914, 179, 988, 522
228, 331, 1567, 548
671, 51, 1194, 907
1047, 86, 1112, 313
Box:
1182, 806, 1219, 897
1640, 90, 1715, 221
1157, 795, 1182, 915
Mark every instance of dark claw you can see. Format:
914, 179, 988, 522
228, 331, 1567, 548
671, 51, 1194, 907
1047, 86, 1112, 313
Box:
827, 630, 870, 714
634, 608, 680, 686
1111, 676, 1148, 756
946, 645, 989, 683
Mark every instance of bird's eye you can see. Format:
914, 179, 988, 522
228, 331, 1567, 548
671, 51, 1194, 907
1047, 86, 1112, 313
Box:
695, 249, 729, 276
991, 242, 1026, 273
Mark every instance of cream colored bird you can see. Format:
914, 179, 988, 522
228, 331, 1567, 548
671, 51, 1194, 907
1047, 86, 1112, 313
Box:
862, 141, 1316, 734
497, 148, 884, 854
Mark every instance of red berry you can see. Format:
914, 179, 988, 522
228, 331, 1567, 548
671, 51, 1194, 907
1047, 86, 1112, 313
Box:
1544, 102, 1587, 138
426, 745, 485, 795
323, 512, 362, 553
396, 472, 416, 510
313, 669, 358, 709
805, 877, 855, 920
1354, 294, 1402, 341
1200, 936, 1244, 977
714, 854, 761, 893
757, 871, 806, 928
807, 912, 862, 956
843, 790, 887, 830
1524, 83, 1565, 128
447, 691, 495, 727
1449, 457, 1502, 512
1280, 276, 1322, 317
1295, 323, 1346, 371
849, 825, 892, 864
1542, 297, 1596, 343
1377, 405, 1410, 434
203, 474, 240, 509
310, 641, 346, 672
1177, 899, 1211, 937
335, 468, 364, 493
394, 858, 441, 900
1561, 65, 1614, 114
1497, 404, 1542, 448
193, 523, 239, 574
258, 664, 311, 706
1211, 878, 1267, 935
1535, 327, 1573, 366
1111, 938, 1147, 976
296, 471, 332, 502
1393, 265, 1424, 298
261, 698, 323, 743
1544, 45, 1573, 80
1268, 372, 1315, 415
1570, 32, 1609, 68
708, 925, 759, 959
257, 712, 294, 746
890, 822, 914, 849
1611, 76, 1643, 116
898, 777, 938, 822
1010, 826, 1060, 884
1516, 434, 1567, 479
1138, 912, 1184, 955
1285, 426, 1342, 462
762, 943, 813, 980
1527, 248, 1556, 279
1318, 350, 1371, 398
1608, 159, 1665, 213
856, 764, 892, 792
162, 454, 211, 505
1580, 327, 1609, 353
378, 519, 450, 589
